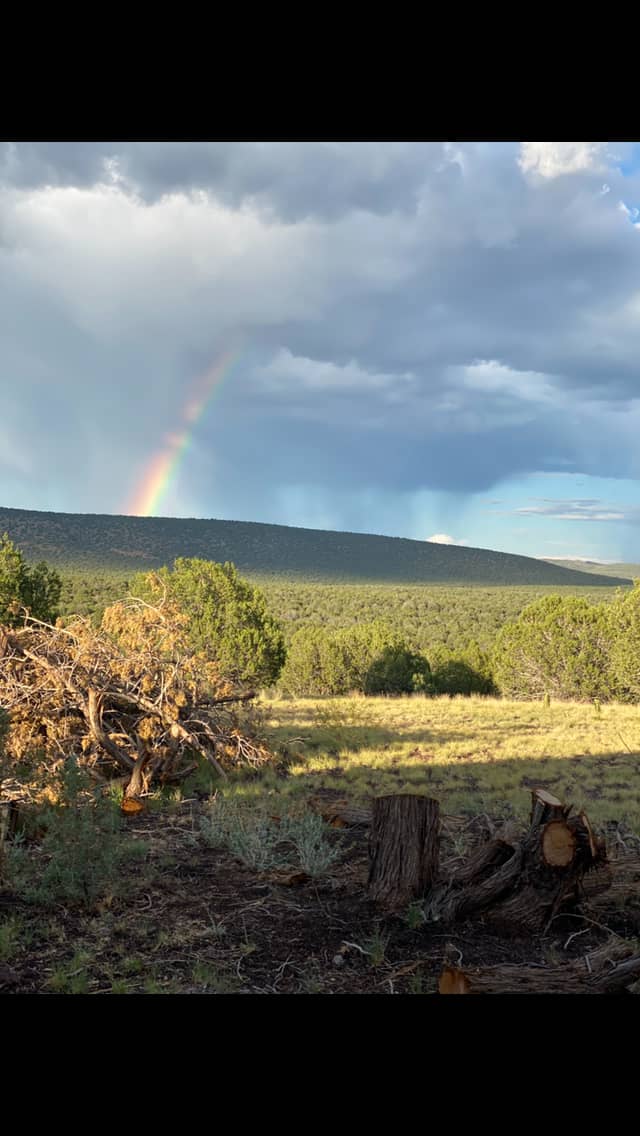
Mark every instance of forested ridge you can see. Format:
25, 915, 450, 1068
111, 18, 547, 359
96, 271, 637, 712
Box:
0, 505, 631, 586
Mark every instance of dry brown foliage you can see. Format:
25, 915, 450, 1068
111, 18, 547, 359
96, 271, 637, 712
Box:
0, 585, 271, 797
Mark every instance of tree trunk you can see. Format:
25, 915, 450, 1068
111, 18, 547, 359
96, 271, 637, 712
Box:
368, 794, 440, 910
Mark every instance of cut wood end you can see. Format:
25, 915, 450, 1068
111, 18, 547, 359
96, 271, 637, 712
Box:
439, 966, 471, 995
121, 796, 144, 815
532, 788, 563, 807
542, 819, 576, 867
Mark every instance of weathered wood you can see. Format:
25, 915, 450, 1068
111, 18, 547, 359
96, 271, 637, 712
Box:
426, 844, 523, 924
530, 788, 570, 828
310, 797, 372, 828
450, 837, 515, 888
439, 939, 640, 995
124, 734, 153, 798
368, 794, 440, 910
425, 790, 607, 932
86, 687, 135, 772
0, 609, 266, 790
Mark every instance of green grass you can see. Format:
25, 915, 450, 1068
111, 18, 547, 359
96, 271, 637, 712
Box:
251, 694, 640, 831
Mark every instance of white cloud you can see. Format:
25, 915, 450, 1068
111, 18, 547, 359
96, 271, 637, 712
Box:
426, 533, 467, 545
457, 359, 562, 404
255, 348, 415, 396
518, 142, 608, 180
619, 200, 640, 229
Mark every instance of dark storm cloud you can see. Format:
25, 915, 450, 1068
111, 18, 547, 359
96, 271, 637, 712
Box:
0, 141, 445, 220
1, 140, 640, 521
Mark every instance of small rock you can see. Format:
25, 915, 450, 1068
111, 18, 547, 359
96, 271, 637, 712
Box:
332, 954, 344, 967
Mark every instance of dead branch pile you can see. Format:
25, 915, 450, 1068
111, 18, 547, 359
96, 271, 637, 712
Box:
0, 596, 271, 797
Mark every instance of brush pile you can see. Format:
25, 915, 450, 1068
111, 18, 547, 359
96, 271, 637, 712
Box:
0, 592, 270, 798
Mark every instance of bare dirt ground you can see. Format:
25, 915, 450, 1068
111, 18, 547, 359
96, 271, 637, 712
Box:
2, 800, 639, 995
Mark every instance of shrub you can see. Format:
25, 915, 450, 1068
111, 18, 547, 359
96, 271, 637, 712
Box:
131, 558, 286, 689
278, 625, 348, 697
430, 640, 496, 696
280, 811, 342, 876
0, 533, 61, 626
200, 797, 341, 876
364, 643, 432, 695
609, 581, 640, 702
491, 594, 614, 701
279, 621, 431, 696
6, 761, 138, 907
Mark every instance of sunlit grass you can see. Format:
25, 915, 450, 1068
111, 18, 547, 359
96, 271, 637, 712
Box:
254, 694, 640, 831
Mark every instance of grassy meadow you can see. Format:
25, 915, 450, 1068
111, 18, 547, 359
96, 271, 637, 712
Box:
245, 694, 640, 831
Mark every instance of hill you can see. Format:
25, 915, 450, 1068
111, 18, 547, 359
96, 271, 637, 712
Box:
545, 559, 640, 581
0, 505, 632, 587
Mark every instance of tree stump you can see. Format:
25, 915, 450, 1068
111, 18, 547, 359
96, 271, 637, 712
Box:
425, 789, 608, 933
368, 794, 440, 910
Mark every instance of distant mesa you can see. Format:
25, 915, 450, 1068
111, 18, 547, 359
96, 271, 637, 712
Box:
0, 506, 633, 588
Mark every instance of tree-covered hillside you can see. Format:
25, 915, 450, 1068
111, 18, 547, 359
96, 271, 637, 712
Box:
0, 506, 631, 587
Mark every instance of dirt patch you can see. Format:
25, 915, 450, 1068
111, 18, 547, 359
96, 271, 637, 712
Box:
1, 804, 639, 995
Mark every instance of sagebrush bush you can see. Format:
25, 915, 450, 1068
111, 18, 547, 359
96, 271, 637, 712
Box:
200, 796, 341, 876
280, 811, 342, 876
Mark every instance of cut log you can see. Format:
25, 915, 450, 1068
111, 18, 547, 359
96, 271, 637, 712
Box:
368, 794, 440, 910
530, 787, 570, 828
426, 844, 523, 924
425, 791, 607, 933
450, 837, 515, 888
309, 797, 372, 828
438, 939, 640, 995
542, 820, 576, 867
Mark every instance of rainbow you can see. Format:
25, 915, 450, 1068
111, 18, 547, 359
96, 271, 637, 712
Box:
124, 342, 243, 517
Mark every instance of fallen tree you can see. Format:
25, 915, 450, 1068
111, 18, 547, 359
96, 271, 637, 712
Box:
438, 938, 640, 994
0, 590, 271, 798
424, 789, 607, 933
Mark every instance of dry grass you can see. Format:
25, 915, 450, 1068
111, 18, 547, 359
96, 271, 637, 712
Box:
254, 695, 640, 831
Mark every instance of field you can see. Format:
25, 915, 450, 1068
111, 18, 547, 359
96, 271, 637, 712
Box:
259, 695, 640, 829
3, 533, 640, 993
2, 695, 640, 995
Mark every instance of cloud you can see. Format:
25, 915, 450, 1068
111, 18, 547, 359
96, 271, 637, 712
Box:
518, 142, 609, 180
542, 555, 616, 563
1, 141, 640, 550
497, 498, 638, 523
619, 200, 640, 229
426, 533, 468, 545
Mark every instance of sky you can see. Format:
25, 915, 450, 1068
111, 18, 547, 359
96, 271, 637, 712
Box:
1, 139, 640, 561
